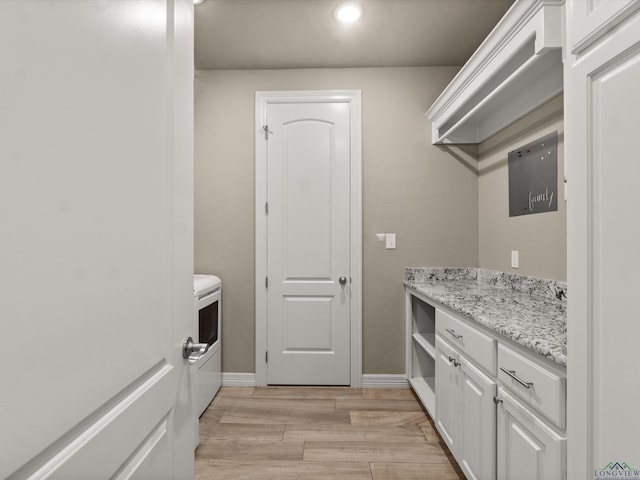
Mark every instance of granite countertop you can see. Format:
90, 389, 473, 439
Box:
405, 268, 567, 367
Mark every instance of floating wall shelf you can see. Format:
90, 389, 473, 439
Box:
426, 0, 564, 145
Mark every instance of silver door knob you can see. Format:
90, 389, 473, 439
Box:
339, 276, 348, 285
182, 336, 209, 365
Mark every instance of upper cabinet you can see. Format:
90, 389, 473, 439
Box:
567, 0, 640, 54
426, 0, 564, 145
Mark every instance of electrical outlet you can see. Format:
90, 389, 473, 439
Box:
511, 250, 519, 268
386, 233, 396, 249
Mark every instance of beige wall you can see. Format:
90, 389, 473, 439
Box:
194, 67, 479, 375
478, 95, 566, 280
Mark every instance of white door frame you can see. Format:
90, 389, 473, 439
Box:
255, 90, 362, 387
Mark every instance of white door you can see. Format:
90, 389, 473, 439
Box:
565, 5, 640, 477
0, 1, 195, 478
265, 101, 352, 385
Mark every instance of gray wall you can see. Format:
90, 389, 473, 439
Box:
194, 67, 479, 375
478, 95, 566, 280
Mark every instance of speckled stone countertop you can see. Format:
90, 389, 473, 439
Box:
405, 268, 567, 367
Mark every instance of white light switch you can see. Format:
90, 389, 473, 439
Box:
511, 250, 519, 268
386, 233, 396, 249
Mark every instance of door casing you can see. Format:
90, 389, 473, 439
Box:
255, 90, 362, 387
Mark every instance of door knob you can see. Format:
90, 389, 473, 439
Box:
339, 276, 348, 285
182, 336, 209, 365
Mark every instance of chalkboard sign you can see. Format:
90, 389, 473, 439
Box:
508, 131, 558, 217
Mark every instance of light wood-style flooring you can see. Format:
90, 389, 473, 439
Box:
195, 386, 464, 480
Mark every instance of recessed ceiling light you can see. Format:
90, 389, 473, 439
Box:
334, 2, 363, 24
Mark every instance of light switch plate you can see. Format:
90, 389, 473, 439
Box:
511, 250, 519, 268
386, 233, 396, 249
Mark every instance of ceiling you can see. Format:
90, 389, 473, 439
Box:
194, 0, 515, 70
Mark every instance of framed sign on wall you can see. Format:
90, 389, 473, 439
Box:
508, 131, 558, 217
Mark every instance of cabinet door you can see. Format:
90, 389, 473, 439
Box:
458, 359, 496, 480
567, 0, 640, 53
435, 336, 459, 453
497, 388, 566, 480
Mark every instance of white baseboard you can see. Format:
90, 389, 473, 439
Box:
361, 374, 410, 389
221, 373, 410, 389
221, 372, 257, 387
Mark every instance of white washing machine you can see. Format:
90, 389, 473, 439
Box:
193, 275, 222, 418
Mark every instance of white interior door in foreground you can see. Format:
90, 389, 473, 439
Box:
0, 1, 195, 478
266, 102, 351, 385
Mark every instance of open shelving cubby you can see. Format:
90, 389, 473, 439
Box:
407, 292, 436, 417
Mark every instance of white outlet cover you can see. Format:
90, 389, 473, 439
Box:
386, 233, 396, 249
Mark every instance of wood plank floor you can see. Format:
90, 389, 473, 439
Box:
195, 387, 465, 480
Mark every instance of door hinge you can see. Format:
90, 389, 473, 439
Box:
262, 125, 272, 140
265, 276, 268, 288
265, 351, 268, 363
265, 202, 269, 215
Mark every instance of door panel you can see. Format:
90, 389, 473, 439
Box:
566, 9, 640, 475
434, 337, 458, 452
283, 120, 334, 280
497, 388, 565, 480
283, 296, 334, 350
567, 0, 640, 53
267, 102, 351, 385
0, 1, 194, 478
459, 359, 496, 480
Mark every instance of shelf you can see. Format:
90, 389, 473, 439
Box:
413, 333, 436, 359
409, 377, 435, 418
407, 290, 437, 418
426, 0, 564, 144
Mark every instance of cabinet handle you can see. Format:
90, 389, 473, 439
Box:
493, 396, 503, 405
445, 328, 463, 340
500, 367, 534, 389
448, 356, 460, 367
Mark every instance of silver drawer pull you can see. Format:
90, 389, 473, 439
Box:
500, 367, 534, 389
445, 328, 463, 340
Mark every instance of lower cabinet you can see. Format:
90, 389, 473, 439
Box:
407, 290, 567, 480
435, 336, 459, 450
496, 387, 566, 480
435, 336, 496, 480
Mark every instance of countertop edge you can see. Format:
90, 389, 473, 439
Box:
404, 268, 567, 368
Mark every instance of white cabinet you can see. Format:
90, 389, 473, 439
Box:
496, 347, 567, 480
437, 308, 497, 375
426, 0, 563, 144
458, 359, 497, 480
567, 0, 640, 53
497, 344, 565, 429
435, 335, 496, 480
407, 288, 567, 480
434, 335, 460, 451
565, 3, 640, 477
496, 387, 566, 480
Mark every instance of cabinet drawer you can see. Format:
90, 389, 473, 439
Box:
498, 344, 565, 429
436, 309, 496, 375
